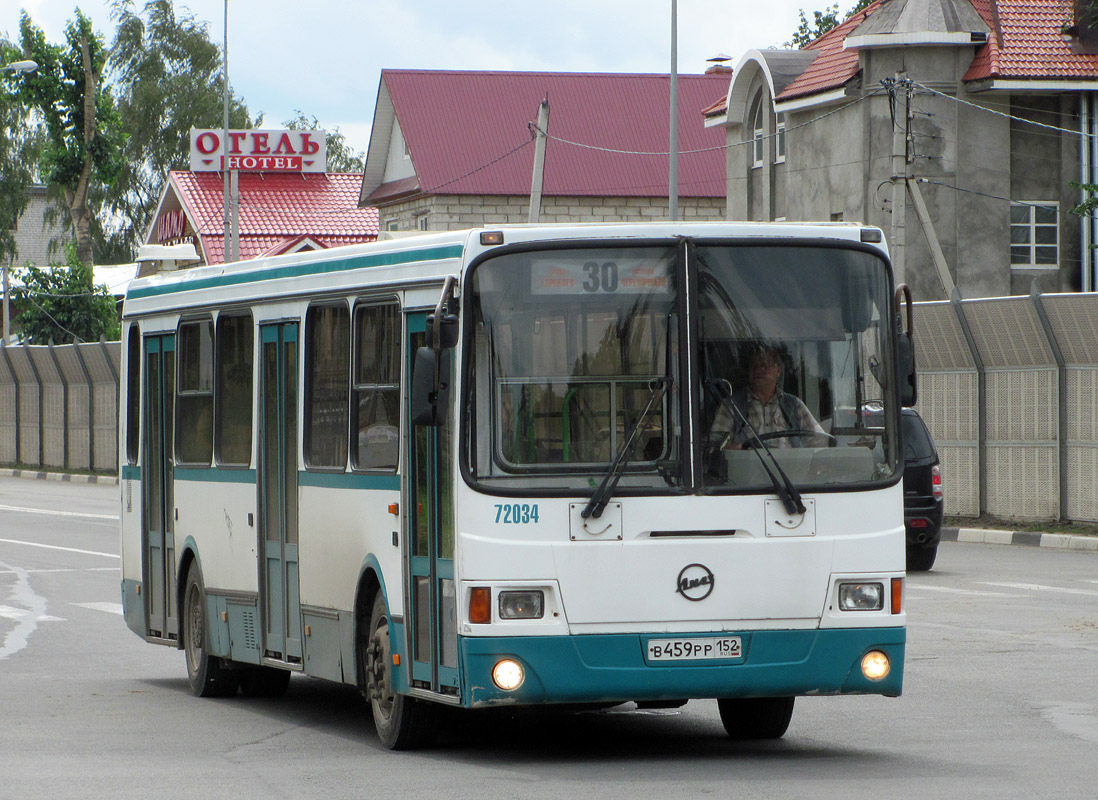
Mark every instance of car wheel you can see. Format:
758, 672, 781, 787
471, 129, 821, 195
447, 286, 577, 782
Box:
362, 593, 436, 749
717, 697, 795, 740
183, 564, 239, 698
907, 544, 938, 572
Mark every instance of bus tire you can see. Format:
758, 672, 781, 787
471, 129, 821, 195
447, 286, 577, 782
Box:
183, 564, 239, 698
717, 696, 795, 740
239, 666, 291, 698
364, 593, 435, 750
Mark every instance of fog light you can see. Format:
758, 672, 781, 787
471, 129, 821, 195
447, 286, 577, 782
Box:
839, 582, 884, 611
499, 590, 544, 619
861, 650, 891, 681
492, 659, 525, 691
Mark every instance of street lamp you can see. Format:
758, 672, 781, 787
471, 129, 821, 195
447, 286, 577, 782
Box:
1, 60, 38, 74
2, 58, 39, 346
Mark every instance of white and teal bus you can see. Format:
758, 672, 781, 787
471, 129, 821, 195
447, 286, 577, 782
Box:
119, 222, 915, 749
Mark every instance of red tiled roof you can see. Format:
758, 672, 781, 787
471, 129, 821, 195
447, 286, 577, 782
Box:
777, 2, 881, 102
167, 171, 378, 265
964, 0, 1098, 81
379, 70, 729, 199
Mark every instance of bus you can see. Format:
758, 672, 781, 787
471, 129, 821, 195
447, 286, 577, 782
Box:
119, 222, 915, 749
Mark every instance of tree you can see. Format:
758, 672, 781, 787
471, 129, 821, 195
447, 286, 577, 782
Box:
787, 0, 874, 49
283, 110, 365, 173
11, 11, 127, 269
0, 38, 42, 269
106, 0, 254, 261
12, 243, 120, 344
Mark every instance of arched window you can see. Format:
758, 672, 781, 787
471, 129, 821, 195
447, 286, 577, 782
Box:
751, 93, 765, 168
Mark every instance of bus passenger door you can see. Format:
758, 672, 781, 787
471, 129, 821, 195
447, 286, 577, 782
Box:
406, 313, 458, 694
143, 333, 176, 641
258, 322, 302, 664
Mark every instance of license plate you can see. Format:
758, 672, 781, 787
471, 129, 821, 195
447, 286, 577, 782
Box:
646, 636, 742, 662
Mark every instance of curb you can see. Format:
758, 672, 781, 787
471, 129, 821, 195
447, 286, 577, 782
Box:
941, 527, 1098, 553
0, 468, 119, 486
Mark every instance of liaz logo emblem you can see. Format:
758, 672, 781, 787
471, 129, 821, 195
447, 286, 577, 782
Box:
676, 563, 715, 601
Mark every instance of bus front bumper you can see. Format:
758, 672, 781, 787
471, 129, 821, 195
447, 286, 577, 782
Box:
459, 627, 905, 708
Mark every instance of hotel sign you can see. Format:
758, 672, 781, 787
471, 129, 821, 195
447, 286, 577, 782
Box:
189, 128, 328, 173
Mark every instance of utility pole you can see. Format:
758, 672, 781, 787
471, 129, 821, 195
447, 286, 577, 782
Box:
669, 0, 679, 221
528, 96, 550, 223
889, 73, 910, 286
221, 0, 238, 263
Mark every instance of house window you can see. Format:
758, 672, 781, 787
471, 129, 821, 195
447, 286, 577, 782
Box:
386, 220, 399, 232
416, 213, 429, 231
1010, 202, 1058, 269
775, 114, 786, 163
751, 97, 765, 168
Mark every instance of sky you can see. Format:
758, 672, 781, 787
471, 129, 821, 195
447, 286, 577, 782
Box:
4, 1, 820, 158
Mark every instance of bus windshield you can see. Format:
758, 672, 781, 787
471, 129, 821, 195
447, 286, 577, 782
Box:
464, 241, 899, 494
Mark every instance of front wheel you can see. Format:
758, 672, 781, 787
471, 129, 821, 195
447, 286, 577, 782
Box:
717, 697, 795, 740
362, 593, 436, 749
183, 565, 239, 698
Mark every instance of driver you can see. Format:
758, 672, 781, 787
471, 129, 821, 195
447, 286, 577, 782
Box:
711, 343, 828, 449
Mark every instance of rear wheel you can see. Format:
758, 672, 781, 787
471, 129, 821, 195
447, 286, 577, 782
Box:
362, 593, 436, 749
717, 697, 795, 740
907, 544, 938, 572
183, 565, 239, 698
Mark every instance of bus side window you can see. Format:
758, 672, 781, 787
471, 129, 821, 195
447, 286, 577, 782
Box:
305, 302, 350, 469
215, 312, 253, 466
176, 318, 214, 465
125, 323, 141, 465
352, 301, 400, 471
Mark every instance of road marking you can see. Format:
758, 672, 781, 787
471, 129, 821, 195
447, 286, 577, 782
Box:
0, 567, 118, 575
73, 602, 123, 616
0, 560, 56, 659
0, 503, 118, 521
0, 538, 118, 559
978, 581, 1098, 598
905, 584, 1016, 598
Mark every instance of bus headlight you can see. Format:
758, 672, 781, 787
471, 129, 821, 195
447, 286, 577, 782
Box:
861, 650, 891, 681
492, 659, 525, 690
498, 590, 544, 619
839, 582, 884, 611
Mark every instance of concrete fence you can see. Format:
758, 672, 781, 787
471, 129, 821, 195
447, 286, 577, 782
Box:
0, 340, 121, 474
3, 289, 1098, 522
915, 287, 1098, 523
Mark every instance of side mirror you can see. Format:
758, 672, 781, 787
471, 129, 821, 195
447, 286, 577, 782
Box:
426, 312, 459, 349
895, 284, 917, 407
898, 332, 917, 407
411, 346, 451, 426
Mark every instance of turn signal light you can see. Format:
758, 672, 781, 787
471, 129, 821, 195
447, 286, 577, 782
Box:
891, 578, 903, 614
469, 587, 491, 624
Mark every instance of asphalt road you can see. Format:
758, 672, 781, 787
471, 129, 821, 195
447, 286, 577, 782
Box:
1, 476, 1096, 799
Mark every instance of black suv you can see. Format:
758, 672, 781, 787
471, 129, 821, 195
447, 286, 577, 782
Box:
899, 408, 943, 571
863, 406, 944, 571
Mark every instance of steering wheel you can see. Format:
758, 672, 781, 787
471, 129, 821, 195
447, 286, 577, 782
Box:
744, 429, 837, 447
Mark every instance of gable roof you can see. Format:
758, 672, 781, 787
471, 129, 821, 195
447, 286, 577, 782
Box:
776, 3, 880, 103
361, 70, 729, 204
162, 171, 379, 265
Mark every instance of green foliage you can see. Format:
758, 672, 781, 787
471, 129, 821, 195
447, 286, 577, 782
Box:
11, 10, 127, 268
283, 110, 364, 173
787, 0, 874, 49
12, 243, 120, 344
0, 38, 42, 267
105, 0, 255, 260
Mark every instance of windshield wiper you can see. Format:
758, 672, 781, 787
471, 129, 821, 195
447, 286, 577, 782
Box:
724, 401, 806, 516
581, 377, 670, 520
